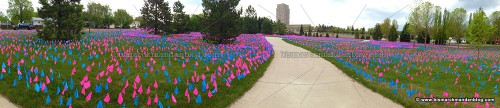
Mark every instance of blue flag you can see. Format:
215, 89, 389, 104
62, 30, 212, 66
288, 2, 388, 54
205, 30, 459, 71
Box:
46, 95, 50, 104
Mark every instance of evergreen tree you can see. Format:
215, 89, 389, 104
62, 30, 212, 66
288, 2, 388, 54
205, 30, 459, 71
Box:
173, 0, 190, 33
354, 29, 360, 39
37, 0, 84, 41
141, 0, 173, 35
260, 17, 273, 34
326, 33, 330, 37
201, 0, 241, 43
400, 23, 411, 42
388, 25, 398, 41
373, 23, 383, 40
299, 25, 304, 36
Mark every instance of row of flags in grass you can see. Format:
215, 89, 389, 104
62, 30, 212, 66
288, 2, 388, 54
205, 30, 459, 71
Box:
0, 30, 273, 107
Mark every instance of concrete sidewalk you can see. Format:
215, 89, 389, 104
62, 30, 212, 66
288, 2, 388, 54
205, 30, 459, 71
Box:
0, 95, 18, 108
230, 37, 402, 108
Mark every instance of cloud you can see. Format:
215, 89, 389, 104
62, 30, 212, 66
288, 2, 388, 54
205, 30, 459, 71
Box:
454, 0, 500, 11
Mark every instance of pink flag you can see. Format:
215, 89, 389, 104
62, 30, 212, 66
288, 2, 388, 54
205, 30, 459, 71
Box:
17, 70, 22, 75
146, 86, 151, 94
138, 85, 143, 94
182, 63, 186, 68
147, 96, 151, 106
208, 90, 213, 98
73, 60, 76, 65
107, 77, 112, 83
395, 78, 399, 84
84, 81, 91, 89
153, 80, 158, 89
226, 81, 231, 87
171, 94, 177, 103
443, 92, 449, 97
132, 89, 137, 98
71, 67, 76, 76
86, 66, 91, 72
475, 92, 479, 98
162, 65, 166, 71
193, 88, 199, 95
185, 89, 190, 103
154, 94, 158, 103
104, 93, 110, 103
135, 75, 141, 83
33, 75, 39, 82
20, 59, 24, 64
378, 72, 384, 77
45, 76, 50, 84
118, 93, 123, 104
195, 61, 198, 66
86, 92, 93, 101
1, 67, 5, 73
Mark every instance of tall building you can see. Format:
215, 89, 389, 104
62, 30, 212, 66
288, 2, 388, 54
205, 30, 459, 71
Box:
276, 3, 290, 25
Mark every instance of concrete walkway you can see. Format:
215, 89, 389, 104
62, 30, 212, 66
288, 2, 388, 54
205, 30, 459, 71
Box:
0, 95, 18, 108
231, 37, 402, 108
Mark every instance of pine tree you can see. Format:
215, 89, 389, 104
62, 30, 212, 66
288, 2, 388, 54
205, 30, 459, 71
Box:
201, 0, 241, 44
299, 25, 304, 36
400, 23, 411, 42
354, 29, 360, 39
373, 24, 383, 40
388, 25, 398, 41
326, 33, 330, 37
141, 0, 173, 35
37, 0, 84, 41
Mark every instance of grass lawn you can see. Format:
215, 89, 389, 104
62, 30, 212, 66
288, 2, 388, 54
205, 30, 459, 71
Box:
0, 30, 274, 107
283, 36, 499, 108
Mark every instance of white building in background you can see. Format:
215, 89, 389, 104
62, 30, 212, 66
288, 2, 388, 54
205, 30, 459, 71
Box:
131, 21, 140, 29
31, 17, 44, 26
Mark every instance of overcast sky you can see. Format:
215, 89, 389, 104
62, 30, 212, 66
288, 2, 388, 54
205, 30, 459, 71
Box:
1, 0, 500, 30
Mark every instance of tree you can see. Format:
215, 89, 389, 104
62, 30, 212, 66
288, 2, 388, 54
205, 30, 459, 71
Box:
381, 18, 391, 38
308, 26, 312, 36
354, 29, 360, 39
373, 23, 383, 40
260, 17, 273, 34
7, 0, 35, 24
408, 2, 439, 44
467, 8, 493, 54
173, 0, 190, 33
299, 25, 304, 35
400, 23, 411, 42
113, 9, 134, 28
37, 0, 84, 41
448, 8, 467, 45
434, 8, 449, 45
189, 14, 204, 32
0, 12, 9, 22
100, 15, 115, 28
490, 11, 500, 43
134, 16, 143, 28
326, 33, 330, 37
242, 5, 258, 34
201, 0, 241, 44
86, 2, 112, 28
388, 25, 398, 41
142, 0, 173, 35
360, 27, 366, 39
273, 21, 286, 35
